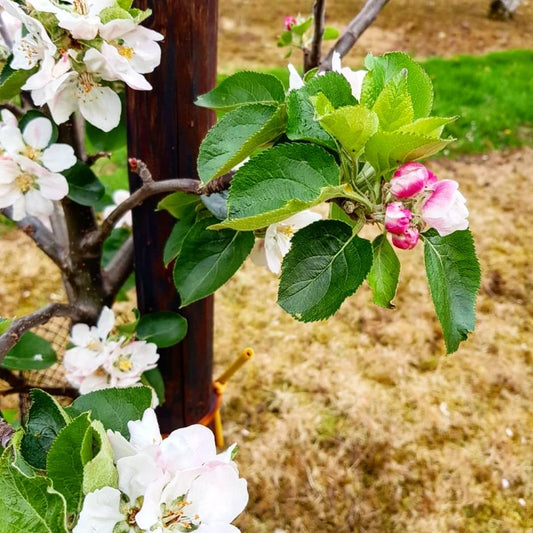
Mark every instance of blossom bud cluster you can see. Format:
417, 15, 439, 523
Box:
384, 162, 469, 249
74, 408, 248, 532
63, 306, 160, 397
0, 0, 163, 131
0, 109, 74, 220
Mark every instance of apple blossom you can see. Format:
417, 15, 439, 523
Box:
422, 179, 469, 236
0, 154, 69, 220
389, 162, 430, 199
391, 227, 420, 250
288, 63, 305, 91
250, 210, 322, 274
0, 114, 76, 172
384, 202, 412, 235
72, 486, 125, 533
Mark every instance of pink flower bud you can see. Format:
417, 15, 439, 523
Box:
391, 227, 420, 250
385, 202, 412, 234
390, 162, 429, 199
284, 16, 297, 30
422, 179, 469, 236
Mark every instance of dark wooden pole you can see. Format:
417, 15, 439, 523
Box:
126, 0, 217, 432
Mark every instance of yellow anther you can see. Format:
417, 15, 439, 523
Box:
117, 45, 134, 60
15, 173, 34, 193
117, 359, 133, 372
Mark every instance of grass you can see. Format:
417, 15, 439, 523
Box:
424, 49, 533, 154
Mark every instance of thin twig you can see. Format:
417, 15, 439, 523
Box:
306, 0, 327, 72
102, 236, 135, 302
0, 304, 83, 362
197, 171, 235, 195
85, 151, 111, 166
320, 0, 390, 71
83, 178, 201, 250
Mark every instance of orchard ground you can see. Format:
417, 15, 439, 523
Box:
1, 0, 533, 531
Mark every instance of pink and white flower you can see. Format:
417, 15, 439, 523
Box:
389, 162, 431, 199
250, 210, 322, 274
284, 15, 297, 30
422, 179, 469, 236
384, 202, 412, 235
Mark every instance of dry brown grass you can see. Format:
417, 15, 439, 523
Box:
213, 148, 533, 532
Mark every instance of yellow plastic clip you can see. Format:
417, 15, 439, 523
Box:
197, 348, 254, 448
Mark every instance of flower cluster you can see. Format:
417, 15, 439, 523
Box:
0, 109, 74, 220
63, 306, 159, 396
384, 162, 469, 249
74, 408, 248, 533
0, 0, 163, 131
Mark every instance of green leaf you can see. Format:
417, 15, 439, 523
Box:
0, 450, 68, 533
317, 101, 379, 158
0, 57, 37, 102
173, 216, 255, 306
367, 234, 400, 308
291, 17, 313, 36
372, 72, 414, 131
20, 390, 70, 470
1, 332, 56, 371
68, 387, 152, 438
423, 229, 480, 353
361, 52, 433, 119
364, 130, 453, 175
141, 368, 165, 405
398, 116, 457, 138
46, 414, 92, 514
82, 421, 118, 495
286, 72, 357, 149
212, 143, 341, 231
163, 203, 198, 265
98, 6, 132, 23
64, 162, 105, 206
277, 30, 293, 47
278, 220, 373, 321
136, 311, 188, 348
0, 318, 12, 335
197, 103, 286, 184
323, 26, 340, 40
196, 72, 286, 110
157, 192, 200, 219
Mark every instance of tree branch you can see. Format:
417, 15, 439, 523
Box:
102, 236, 135, 302
305, 0, 327, 72
320, 0, 390, 70
0, 303, 83, 361
0, 210, 68, 271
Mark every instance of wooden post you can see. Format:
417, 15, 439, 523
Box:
126, 0, 218, 432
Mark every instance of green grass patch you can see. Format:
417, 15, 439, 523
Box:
424, 49, 533, 154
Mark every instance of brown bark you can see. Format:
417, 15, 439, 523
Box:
126, 0, 217, 432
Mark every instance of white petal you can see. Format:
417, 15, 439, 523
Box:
0, 125, 25, 154
73, 487, 124, 533
41, 143, 76, 171
47, 73, 79, 125
22, 117, 52, 149
24, 189, 54, 217
106, 429, 136, 461
96, 306, 115, 339
1, 109, 18, 127
331, 50, 342, 72
287, 63, 304, 91
10, 194, 27, 220
0, 159, 21, 183
79, 86, 121, 132
159, 424, 217, 473
70, 323, 92, 346
128, 408, 162, 450
37, 171, 69, 200
117, 453, 164, 503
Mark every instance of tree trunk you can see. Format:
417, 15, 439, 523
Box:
126, 0, 218, 432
